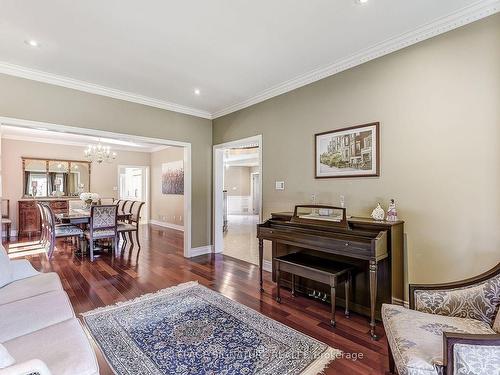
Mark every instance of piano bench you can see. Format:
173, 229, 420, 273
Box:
274, 252, 353, 327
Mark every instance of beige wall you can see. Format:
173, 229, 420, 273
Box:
224, 166, 251, 196
0, 74, 212, 248
151, 146, 184, 227
1, 138, 150, 232
213, 14, 500, 292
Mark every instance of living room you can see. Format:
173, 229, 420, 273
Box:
0, 1, 499, 375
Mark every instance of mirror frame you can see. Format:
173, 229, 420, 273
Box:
22, 157, 92, 198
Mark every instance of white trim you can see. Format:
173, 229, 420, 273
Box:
1, 133, 161, 153
211, 0, 500, 118
392, 297, 409, 308
0, 116, 196, 258
0, 61, 212, 119
189, 245, 213, 258
150, 219, 185, 232
213, 135, 263, 254
263, 260, 272, 273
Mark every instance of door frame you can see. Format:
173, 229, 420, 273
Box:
0, 116, 193, 258
250, 171, 260, 215
117, 165, 150, 224
213, 134, 262, 254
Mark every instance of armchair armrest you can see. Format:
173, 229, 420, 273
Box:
9, 259, 40, 281
443, 332, 500, 375
0, 359, 52, 375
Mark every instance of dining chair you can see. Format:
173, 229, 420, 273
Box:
42, 203, 84, 259
117, 200, 126, 214
122, 200, 136, 217
1, 199, 12, 241
36, 202, 48, 248
84, 205, 118, 262
118, 201, 145, 249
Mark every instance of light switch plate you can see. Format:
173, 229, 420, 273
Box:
275, 181, 285, 190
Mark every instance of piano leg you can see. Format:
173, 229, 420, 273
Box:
369, 260, 379, 340
276, 263, 282, 303
345, 271, 351, 318
291, 274, 296, 296
330, 276, 337, 327
259, 239, 264, 292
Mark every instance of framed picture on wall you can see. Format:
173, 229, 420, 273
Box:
161, 161, 184, 195
315, 122, 380, 178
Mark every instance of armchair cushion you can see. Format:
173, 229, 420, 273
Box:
414, 274, 500, 326
382, 304, 495, 375
0, 245, 12, 288
453, 343, 500, 375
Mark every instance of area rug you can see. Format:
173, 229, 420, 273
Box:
82, 281, 339, 374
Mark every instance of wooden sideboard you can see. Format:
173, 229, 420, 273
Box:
18, 199, 69, 237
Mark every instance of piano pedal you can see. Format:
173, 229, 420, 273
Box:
321, 293, 328, 302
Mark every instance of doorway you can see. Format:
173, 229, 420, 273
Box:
213, 135, 262, 265
118, 165, 149, 223
0, 116, 192, 258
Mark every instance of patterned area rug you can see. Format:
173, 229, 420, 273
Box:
82, 281, 339, 374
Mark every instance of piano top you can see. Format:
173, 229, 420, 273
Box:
270, 211, 404, 227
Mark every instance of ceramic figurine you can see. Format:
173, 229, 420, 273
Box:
371, 203, 385, 221
387, 199, 398, 221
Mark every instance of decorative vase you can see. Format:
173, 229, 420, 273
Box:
371, 203, 385, 221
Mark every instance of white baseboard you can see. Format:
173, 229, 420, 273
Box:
392, 297, 409, 308
149, 220, 184, 232
263, 260, 272, 273
189, 245, 213, 258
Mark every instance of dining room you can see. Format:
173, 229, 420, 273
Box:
0, 119, 191, 262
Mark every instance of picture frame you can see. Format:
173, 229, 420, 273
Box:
161, 160, 184, 195
315, 122, 380, 178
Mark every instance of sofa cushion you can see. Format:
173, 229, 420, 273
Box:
4, 318, 99, 375
0, 272, 62, 306
453, 343, 500, 375
0, 343, 15, 369
382, 304, 495, 375
0, 291, 74, 342
0, 245, 12, 288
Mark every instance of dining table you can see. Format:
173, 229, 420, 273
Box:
56, 208, 132, 225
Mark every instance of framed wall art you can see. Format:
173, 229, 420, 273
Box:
315, 122, 379, 178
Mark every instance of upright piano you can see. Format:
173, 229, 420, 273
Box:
257, 205, 404, 338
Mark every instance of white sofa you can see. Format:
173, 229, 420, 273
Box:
0, 245, 98, 375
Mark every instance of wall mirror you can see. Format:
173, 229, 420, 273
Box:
23, 157, 91, 198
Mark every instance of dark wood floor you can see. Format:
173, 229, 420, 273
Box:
4, 224, 390, 374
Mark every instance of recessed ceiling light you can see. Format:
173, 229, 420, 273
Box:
194, 88, 201, 96
355, 0, 369, 4
25, 39, 40, 48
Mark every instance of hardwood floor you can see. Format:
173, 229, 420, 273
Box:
4, 224, 390, 374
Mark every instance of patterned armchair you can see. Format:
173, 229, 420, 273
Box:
382, 262, 500, 375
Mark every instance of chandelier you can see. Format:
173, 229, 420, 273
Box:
84, 140, 117, 164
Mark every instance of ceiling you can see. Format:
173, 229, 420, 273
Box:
1, 125, 169, 152
0, 0, 498, 119
224, 148, 259, 167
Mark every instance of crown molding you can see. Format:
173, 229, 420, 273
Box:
212, 0, 500, 118
1, 133, 158, 153
0, 61, 213, 120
